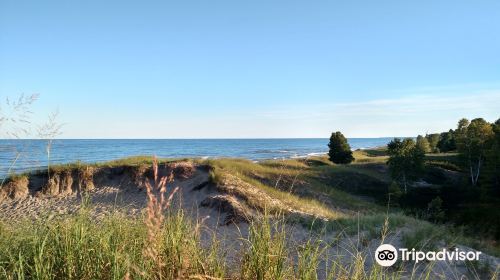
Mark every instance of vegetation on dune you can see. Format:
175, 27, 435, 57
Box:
0, 160, 442, 280
205, 158, 348, 220
354, 147, 388, 158
1, 205, 496, 279
0, 155, 498, 278
387, 138, 425, 193
0, 207, 226, 279
202, 152, 500, 259
0, 209, 442, 280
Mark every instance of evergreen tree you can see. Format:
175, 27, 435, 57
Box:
328, 132, 354, 164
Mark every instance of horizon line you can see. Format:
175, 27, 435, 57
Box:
1, 136, 415, 140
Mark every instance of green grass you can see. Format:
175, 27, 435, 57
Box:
326, 212, 412, 235
352, 148, 389, 163
2, 154, 499, 279
426, 161, 461, 172
205, 158, 347, 219
19, 156, 194, 178
318, 164, 391, 183
202, 157, 500, 258
204, 157, 389, 218
424, 153, 461, 171
193, 157, 499, 258
96, 156, 195, 167
1, 205, 464, 280
424, 152, 459, 162
401, 222, 448, 252
305, 177, 382, 212
0, 209, 225, 279
240, 216, 289, 280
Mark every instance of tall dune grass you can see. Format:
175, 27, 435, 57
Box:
0, 209, 227, 279
1, 210, 498, 279
0, 159, 226, 280
0, 159, 498, 279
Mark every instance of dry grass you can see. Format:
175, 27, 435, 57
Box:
142, 157, 178, 277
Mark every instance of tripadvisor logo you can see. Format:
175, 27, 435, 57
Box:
375, 244, 482, 267
375, 244, 398, 267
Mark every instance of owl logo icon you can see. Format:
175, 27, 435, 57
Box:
375, 244, 398, 266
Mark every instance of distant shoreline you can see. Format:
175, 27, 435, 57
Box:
0, 137, 409, 141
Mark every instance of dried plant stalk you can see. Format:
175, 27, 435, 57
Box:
143, 157, 179, 278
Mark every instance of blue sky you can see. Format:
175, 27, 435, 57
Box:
1, 0, 499, 138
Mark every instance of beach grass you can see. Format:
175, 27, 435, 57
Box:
0, 207, 430, 280
0, 208, 225, 280
3, 205, 496, 279
1, 153, 499, 279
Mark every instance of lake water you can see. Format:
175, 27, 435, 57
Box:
0, 138, 393, 177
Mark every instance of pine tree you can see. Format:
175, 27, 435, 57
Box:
328, 132, 354, 164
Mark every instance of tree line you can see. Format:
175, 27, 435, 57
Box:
328, 118, 500, 238
328, 117, 500, 192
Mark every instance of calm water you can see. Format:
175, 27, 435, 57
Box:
0, 138, 393, 177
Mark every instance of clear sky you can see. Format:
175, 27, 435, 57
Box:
1, 0, 499, 138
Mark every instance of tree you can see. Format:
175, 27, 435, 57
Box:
426, 196, 445, 223
482, 118, 500, 191
387, 138, 425, 193
328, 132, 354, 164
416, 135, 431, 153
455, 118, 494, 186
454, 118, 470, 143
425, 133, 440, 153
437, 129, 456, 152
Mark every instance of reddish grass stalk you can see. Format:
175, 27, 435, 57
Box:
143, 157, 179, 278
